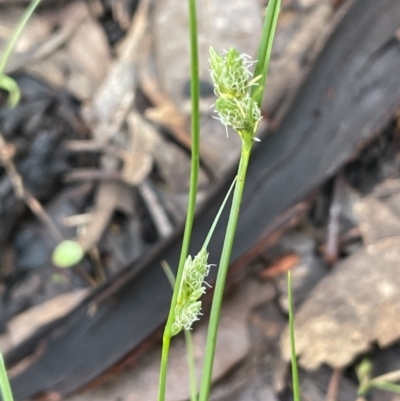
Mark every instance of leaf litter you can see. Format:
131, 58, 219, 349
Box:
281, 178, 400, 370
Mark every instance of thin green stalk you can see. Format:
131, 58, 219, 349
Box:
0, 0, 41, 74
184, 330, 198, 401
161, 261, 198, 401
199, 140, 252, 401
251, 0, 281, 108
0, 75, 20, 108
0, 352, 13, 401
202, 176, 237, 250
0, 0, 42, 107
372, 382, 400, 394
158, 0, 200, 398
288, 271, 301, 401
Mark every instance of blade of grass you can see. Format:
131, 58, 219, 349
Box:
158, 0, 200, 397
0, 75, 20, 108
0, 0, 42, 73
371, 382, 400, 394
0, 0, 42, 107
202, 176, 237, 250
288, 270, 301, 401
250, 0, 281, 108
0, 352, 14, 401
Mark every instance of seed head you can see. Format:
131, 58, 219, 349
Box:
209, 47, 262, 141
209, 47, 252, 99
215, 94, 261, 136
172, 248, 211, 336
172, 302, 202, 336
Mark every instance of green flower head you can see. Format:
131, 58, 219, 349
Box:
215, 94, 261, 136
172, 248, 211, 336
209, 47, 262, 141
172, 301, 202, 336
209, 47, 253, 99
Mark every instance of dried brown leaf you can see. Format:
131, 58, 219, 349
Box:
281, 236, 400, 369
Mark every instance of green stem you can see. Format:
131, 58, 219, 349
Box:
371, 381, 400, 394
159, 335, 171, 401
0, 352, 14, 401
250, 0, 281, 108
157, 0, 200, 398
161, 261, 198, 401
198, 140, 252, 401
288, 271, 301, 401
202, 176, 237, 250
184, 329, 198, 401
0, 0, 42, 75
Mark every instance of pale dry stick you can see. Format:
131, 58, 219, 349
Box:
326, 368, 342, 401
324, 172, 345, 264
62, 140, 122, 156
64, 169, 122, 182
138, 180, 174, 238
0, 133, 95, 286
62, 213, 92, 227
370, 370, 400, 385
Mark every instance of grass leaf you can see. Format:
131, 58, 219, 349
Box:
0, 352, 14, 401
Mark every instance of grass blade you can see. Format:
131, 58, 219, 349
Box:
0, 352, 14, 401
158, 0, 200, 398
0, 0, 42, 107
250, 0, 281, 108
288, 271, 301, 401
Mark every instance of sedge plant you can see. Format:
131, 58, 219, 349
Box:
158, 175, 238, 401
198, 2, 281, 400
160, 176, 237, 401
157, 0, 201, 398
158, 0, 281, 400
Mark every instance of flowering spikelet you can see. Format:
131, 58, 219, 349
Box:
209, 47, 261, 139
171, 248, 211, 336
215, 94, 261, 134
209, 47, 252, 99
